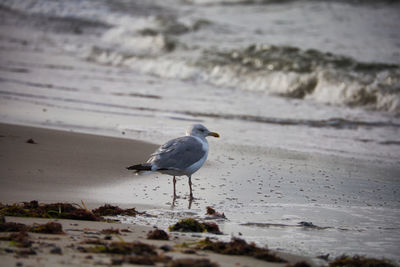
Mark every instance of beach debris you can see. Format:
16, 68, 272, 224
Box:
147, 228, 169, 240
4, 248, 14, 253
26, 138, 37, 144
0, 201, 144, 222
287, 261, 312, 267
298, 221, 315, 227
169, 218, 205, 233
329, 255, 396, 267
30, 222, 64, 234
0, 201, 99, 221
160, 244, 172, 252
50, 246, 63, 255
206, 207, 216, 215
317, 253, 330, 261
205, 206, 226, 219
81, 238, 105, 245
100, 228, 120, 235
0, 221, 64, 234
112, 254, 172, 265
298, 221, 330, 230
92, 204, 139, 217
203, 222, 222, 235
169, 218, 222, 234
16, 248, 37, 257
0, 222, 27, 232
241, 221, 330, 230
182, 249, 197, 254
168, 258, 219, 267
0, 231, 32, 248
81, 241, 157, 255
196, 237, 286, 263
80, 240, 171, 265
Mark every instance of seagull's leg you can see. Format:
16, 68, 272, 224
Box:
188, 175, 193, 199
173, 176, 177, 199
188, 197, 193, 209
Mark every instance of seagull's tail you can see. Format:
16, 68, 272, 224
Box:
126, 163, 153, 175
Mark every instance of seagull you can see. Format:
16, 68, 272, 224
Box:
126, 124, 219, 199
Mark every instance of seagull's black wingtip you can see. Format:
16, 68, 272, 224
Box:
126, 164, 152, 171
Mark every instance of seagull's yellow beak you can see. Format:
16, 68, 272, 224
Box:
208, 132, 220, 138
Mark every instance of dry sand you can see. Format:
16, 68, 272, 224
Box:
0, 123, 158, 206
0, 123, 311, 267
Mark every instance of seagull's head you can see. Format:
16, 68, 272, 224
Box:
186, 124, 220, 139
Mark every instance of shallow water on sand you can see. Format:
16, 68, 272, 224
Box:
1, 0, 400, 263
91, 144, 400, 262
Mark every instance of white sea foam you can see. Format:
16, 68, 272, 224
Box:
3, 0, 399, 113
76, 40, 400, 113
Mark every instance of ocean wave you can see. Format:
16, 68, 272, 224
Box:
202, 45, 400, 112
78, 37, 400, 113
14, 0, 397, 113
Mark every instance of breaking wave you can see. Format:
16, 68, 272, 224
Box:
200, 45, 400, 112
2, 0, 400, 113
80, 35, 400, 113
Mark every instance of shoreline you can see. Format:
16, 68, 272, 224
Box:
1, 122, 400, 265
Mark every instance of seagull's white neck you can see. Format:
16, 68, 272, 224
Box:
191, 135, 209, 151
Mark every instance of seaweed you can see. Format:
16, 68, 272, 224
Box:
0, 222, 27, 232
196, 237, 286, 263
147, 229, 169, 240
129, 255, 171, 265
0, 201, 142, 221
0, 221, 64, 234
169, 218, 205, 233
16, 248, 36, 257
81, 238, 106, 245
169, 218, 222, 234
81, 241, 157, 255
29, 222, 64, 234
205, 207, 226, 219
50, 247, 62, 255
100, 228, 120, 235
206, 207, 216, 215
0, 231, 32, 248
92, 204, 139, 217
168, 258, 219, 267
26, 138, 37, 144
202, 222, 222, 235
0, 201, 99, 221
287, 262, 312, 267
329, 255, 396, 267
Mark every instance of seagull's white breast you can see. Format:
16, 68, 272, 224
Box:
185, 136, 209, 176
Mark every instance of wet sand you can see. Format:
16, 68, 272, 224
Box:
0, 123, 157, 207
1, 122, 400, 265
0, 123, 313, 266
1, 216, 311, 267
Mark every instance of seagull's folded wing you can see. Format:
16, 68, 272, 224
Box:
148, 136, 206, 171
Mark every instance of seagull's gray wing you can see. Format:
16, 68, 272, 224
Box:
148, 136, 205, 171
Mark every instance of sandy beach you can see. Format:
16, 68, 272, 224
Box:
0, 123, 313, 267
0, 123, 158, 207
